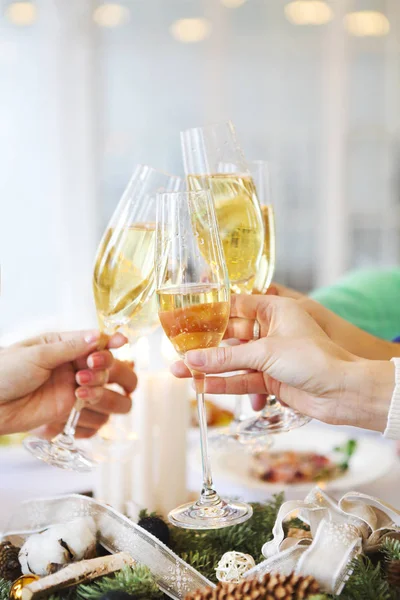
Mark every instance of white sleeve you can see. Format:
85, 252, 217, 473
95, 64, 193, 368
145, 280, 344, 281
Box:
383, 357, 400, 439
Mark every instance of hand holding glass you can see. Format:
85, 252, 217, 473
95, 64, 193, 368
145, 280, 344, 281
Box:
24, 165, 182, 472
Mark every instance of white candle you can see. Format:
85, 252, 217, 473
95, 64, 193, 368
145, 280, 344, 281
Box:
153, 371, 190, 517
130, 372, 156, 511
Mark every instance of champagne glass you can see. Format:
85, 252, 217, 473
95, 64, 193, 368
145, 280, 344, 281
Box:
24, 165, 182, 472
155, 189, 253, 529
181, 122, 269, 444
238, 160, 311, 435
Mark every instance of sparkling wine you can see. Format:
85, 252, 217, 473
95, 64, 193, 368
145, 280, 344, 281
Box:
253, 204, 276, 294
122, 293, 159, 340
157, 283, 230, 356
93, 224, 156, 333
187, 174, 264, 294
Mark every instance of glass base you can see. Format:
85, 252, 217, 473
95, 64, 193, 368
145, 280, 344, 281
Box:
238, 405, 311, 436
168, 496, 253, 530
209, 426, 273, 450
23, 434, 96, 472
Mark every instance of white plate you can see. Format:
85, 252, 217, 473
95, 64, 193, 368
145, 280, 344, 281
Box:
189, 424, 397, 494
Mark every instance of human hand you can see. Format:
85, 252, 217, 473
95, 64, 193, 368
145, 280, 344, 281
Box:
267, 282, 399, 361
0, 331, 137, 436
172, 295, 394, 432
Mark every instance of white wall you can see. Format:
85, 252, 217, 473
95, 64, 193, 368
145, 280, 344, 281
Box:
1, 0, 400, 341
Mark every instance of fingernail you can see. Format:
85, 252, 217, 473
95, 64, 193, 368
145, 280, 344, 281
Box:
84, 331, 100, 344
186, 350, 205, 367
77, 372, 91, 385
87, 353, 105, 369
76, 387, 89, 399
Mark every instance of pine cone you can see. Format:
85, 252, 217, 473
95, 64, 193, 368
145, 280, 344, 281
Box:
388, 559, 400, 587
0, 541, 22, 581
185, 572, 320, 600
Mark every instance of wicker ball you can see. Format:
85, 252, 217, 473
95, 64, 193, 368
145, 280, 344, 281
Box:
215, 551, 256, 583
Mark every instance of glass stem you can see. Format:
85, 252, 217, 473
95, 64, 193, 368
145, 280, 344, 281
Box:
261, 395, 278, 416
193, 371, 219, 506
233, 395, 243, 423
60, 406, 81, 439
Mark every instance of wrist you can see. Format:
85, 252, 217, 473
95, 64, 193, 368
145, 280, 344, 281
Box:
343, 358, 394, 432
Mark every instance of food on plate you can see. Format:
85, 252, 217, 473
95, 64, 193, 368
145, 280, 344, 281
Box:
190, 398, 233, 428
250, 440, 357, 484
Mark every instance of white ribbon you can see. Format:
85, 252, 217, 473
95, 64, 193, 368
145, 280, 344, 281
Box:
245, 487, 400, 595
2, 494, 214, 600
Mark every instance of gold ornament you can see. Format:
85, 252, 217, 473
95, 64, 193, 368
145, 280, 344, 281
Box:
215, 551, 256, 583
185, 572, 321, 600
9, 575, 40, 600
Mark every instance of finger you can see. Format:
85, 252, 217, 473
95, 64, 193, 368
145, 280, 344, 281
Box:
267, 282, 303, 300
224, 318, 254, 341
87, 350, 114, 370
32, 421, 108, 440
106, 333, 128, 349
76, 387, 132, 414
185, 340, 268, 374
13, 330, 99, 349
171, 360, 192, 378
108, 360, 138, 394
78, 408, 109, 430
75, 425, 107, 439
265, 285, 279, 296
230, 294, 275, 319
94, 388, 133, 414
32, 331, 105, 370
249, 394, 268, 411
75, 369, 109, 387
74, 349, 113, 371
201, 372, 266, 395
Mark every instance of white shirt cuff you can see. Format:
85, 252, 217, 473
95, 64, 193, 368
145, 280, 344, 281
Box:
383, 357, 400, 439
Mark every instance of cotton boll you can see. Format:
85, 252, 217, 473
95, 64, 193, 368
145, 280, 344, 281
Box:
19, 530, 69, 576
18, 517, 97, 576
49, 518, 97, 560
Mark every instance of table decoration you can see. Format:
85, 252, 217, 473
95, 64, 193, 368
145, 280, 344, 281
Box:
186, 572, 321, 600
0, 543, 21, 582
11, 554, 134, 600
215, 551, 256, 583
2, 490, 400, 600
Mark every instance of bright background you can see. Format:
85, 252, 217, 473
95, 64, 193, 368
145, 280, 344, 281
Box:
1, 0, 400, 342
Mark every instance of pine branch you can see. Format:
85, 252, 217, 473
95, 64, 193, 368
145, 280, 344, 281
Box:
0, 579, 10, 600
382, 537, 400, 562
170, 494, 284, 582
337, 556, 393, 600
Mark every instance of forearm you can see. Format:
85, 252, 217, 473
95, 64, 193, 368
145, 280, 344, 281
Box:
316, 305, 400, 360
343, 359, 394, 432
337, 325, 400, 360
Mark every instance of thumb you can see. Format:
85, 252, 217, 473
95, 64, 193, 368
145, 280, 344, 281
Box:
185, 340, 265, 374
32, 330, 103, 370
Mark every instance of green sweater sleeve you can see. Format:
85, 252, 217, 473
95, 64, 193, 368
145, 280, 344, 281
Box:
310, 268, 400, 341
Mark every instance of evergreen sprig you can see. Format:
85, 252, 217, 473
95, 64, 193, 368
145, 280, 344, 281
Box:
3, 494, 399, 600
170, 493, 283, 581
382, 537, 400, 562
336, 556, 393, 600
0, 579, 10, 600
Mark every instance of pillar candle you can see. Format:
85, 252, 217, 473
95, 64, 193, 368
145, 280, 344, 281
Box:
153, 371, 190, 517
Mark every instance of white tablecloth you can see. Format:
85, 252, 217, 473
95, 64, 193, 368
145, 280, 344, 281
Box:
0, 424, 399, 532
